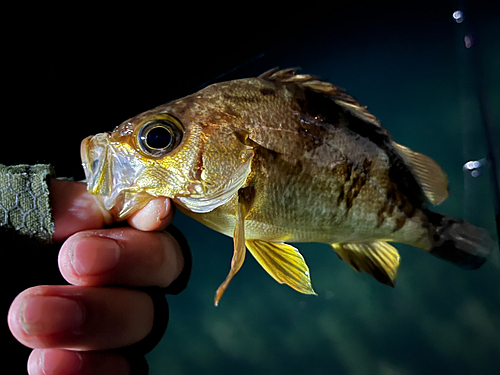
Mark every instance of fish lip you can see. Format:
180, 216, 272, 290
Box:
80, 132, 151, 219
80, 133, 122, 211
80, 136, 93, 186
80, 133, 113, 197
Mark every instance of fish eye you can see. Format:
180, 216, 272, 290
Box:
138, 115, 183, 157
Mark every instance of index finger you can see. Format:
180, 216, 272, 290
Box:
50, 180, 174, 242
51, 180, 109, 242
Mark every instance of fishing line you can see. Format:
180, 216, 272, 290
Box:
454, 2, 500, 239
477, 83, 500, 238
180, 52, 266, 97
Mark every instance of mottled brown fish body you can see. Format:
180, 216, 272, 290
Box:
175, 74, 431, 247
182, 143, 430, 247
81, 69, 494, 305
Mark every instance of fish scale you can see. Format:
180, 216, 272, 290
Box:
81, 68, 494, 305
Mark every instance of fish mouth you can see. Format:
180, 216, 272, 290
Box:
81, 133, 113, 198
80, 133, 150, 219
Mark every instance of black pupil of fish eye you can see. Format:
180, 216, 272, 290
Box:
146, 126, 172, 149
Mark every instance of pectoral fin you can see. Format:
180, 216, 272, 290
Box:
331, 240, 400, 286
214, 187, 255, 306
392, 142, 449, 205
246, 239, 316, 295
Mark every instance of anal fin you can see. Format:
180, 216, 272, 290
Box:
246, 239, 316, 295
331, 240, 400, 286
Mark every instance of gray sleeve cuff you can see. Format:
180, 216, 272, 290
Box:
0, 164, 55, 243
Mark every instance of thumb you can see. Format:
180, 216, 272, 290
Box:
50, 179, 175, 242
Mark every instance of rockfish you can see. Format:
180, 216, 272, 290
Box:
81, 69, 493, 305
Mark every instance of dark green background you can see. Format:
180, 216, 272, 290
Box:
147, 4, 500, 375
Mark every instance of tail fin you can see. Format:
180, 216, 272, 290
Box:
425, 211, 494, 269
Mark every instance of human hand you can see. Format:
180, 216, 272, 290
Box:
8, 179, 189, 374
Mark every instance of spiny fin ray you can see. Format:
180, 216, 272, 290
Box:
260, 68, 382, 128
214, 186, 255, 306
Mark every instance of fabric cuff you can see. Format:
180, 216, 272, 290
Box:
0, 164, 55, 243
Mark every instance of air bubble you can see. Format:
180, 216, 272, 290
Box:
453, 10, 465, 23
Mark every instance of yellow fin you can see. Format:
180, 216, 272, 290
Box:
392, 142, 449, 205
246, 239, 316, 295
214, 187, 255, 306
331, 240, 400, 286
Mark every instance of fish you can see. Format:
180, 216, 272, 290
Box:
81, 68, 494, 305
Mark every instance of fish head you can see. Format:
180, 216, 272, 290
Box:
81, 92, 254, 220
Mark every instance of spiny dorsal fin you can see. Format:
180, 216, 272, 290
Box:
260, 69, 448, 206
392, 142, 449, 205
331, 240, 400, 286
259, 67, 310, 81
260, 68, 382, 128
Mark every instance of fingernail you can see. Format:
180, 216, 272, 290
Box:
143, 198, 168, 222
70, 236, 120, 276
129, 197, 170, 230
41, 349, 82, 375
159, 198, 170, 220
21, 296, 84, 335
